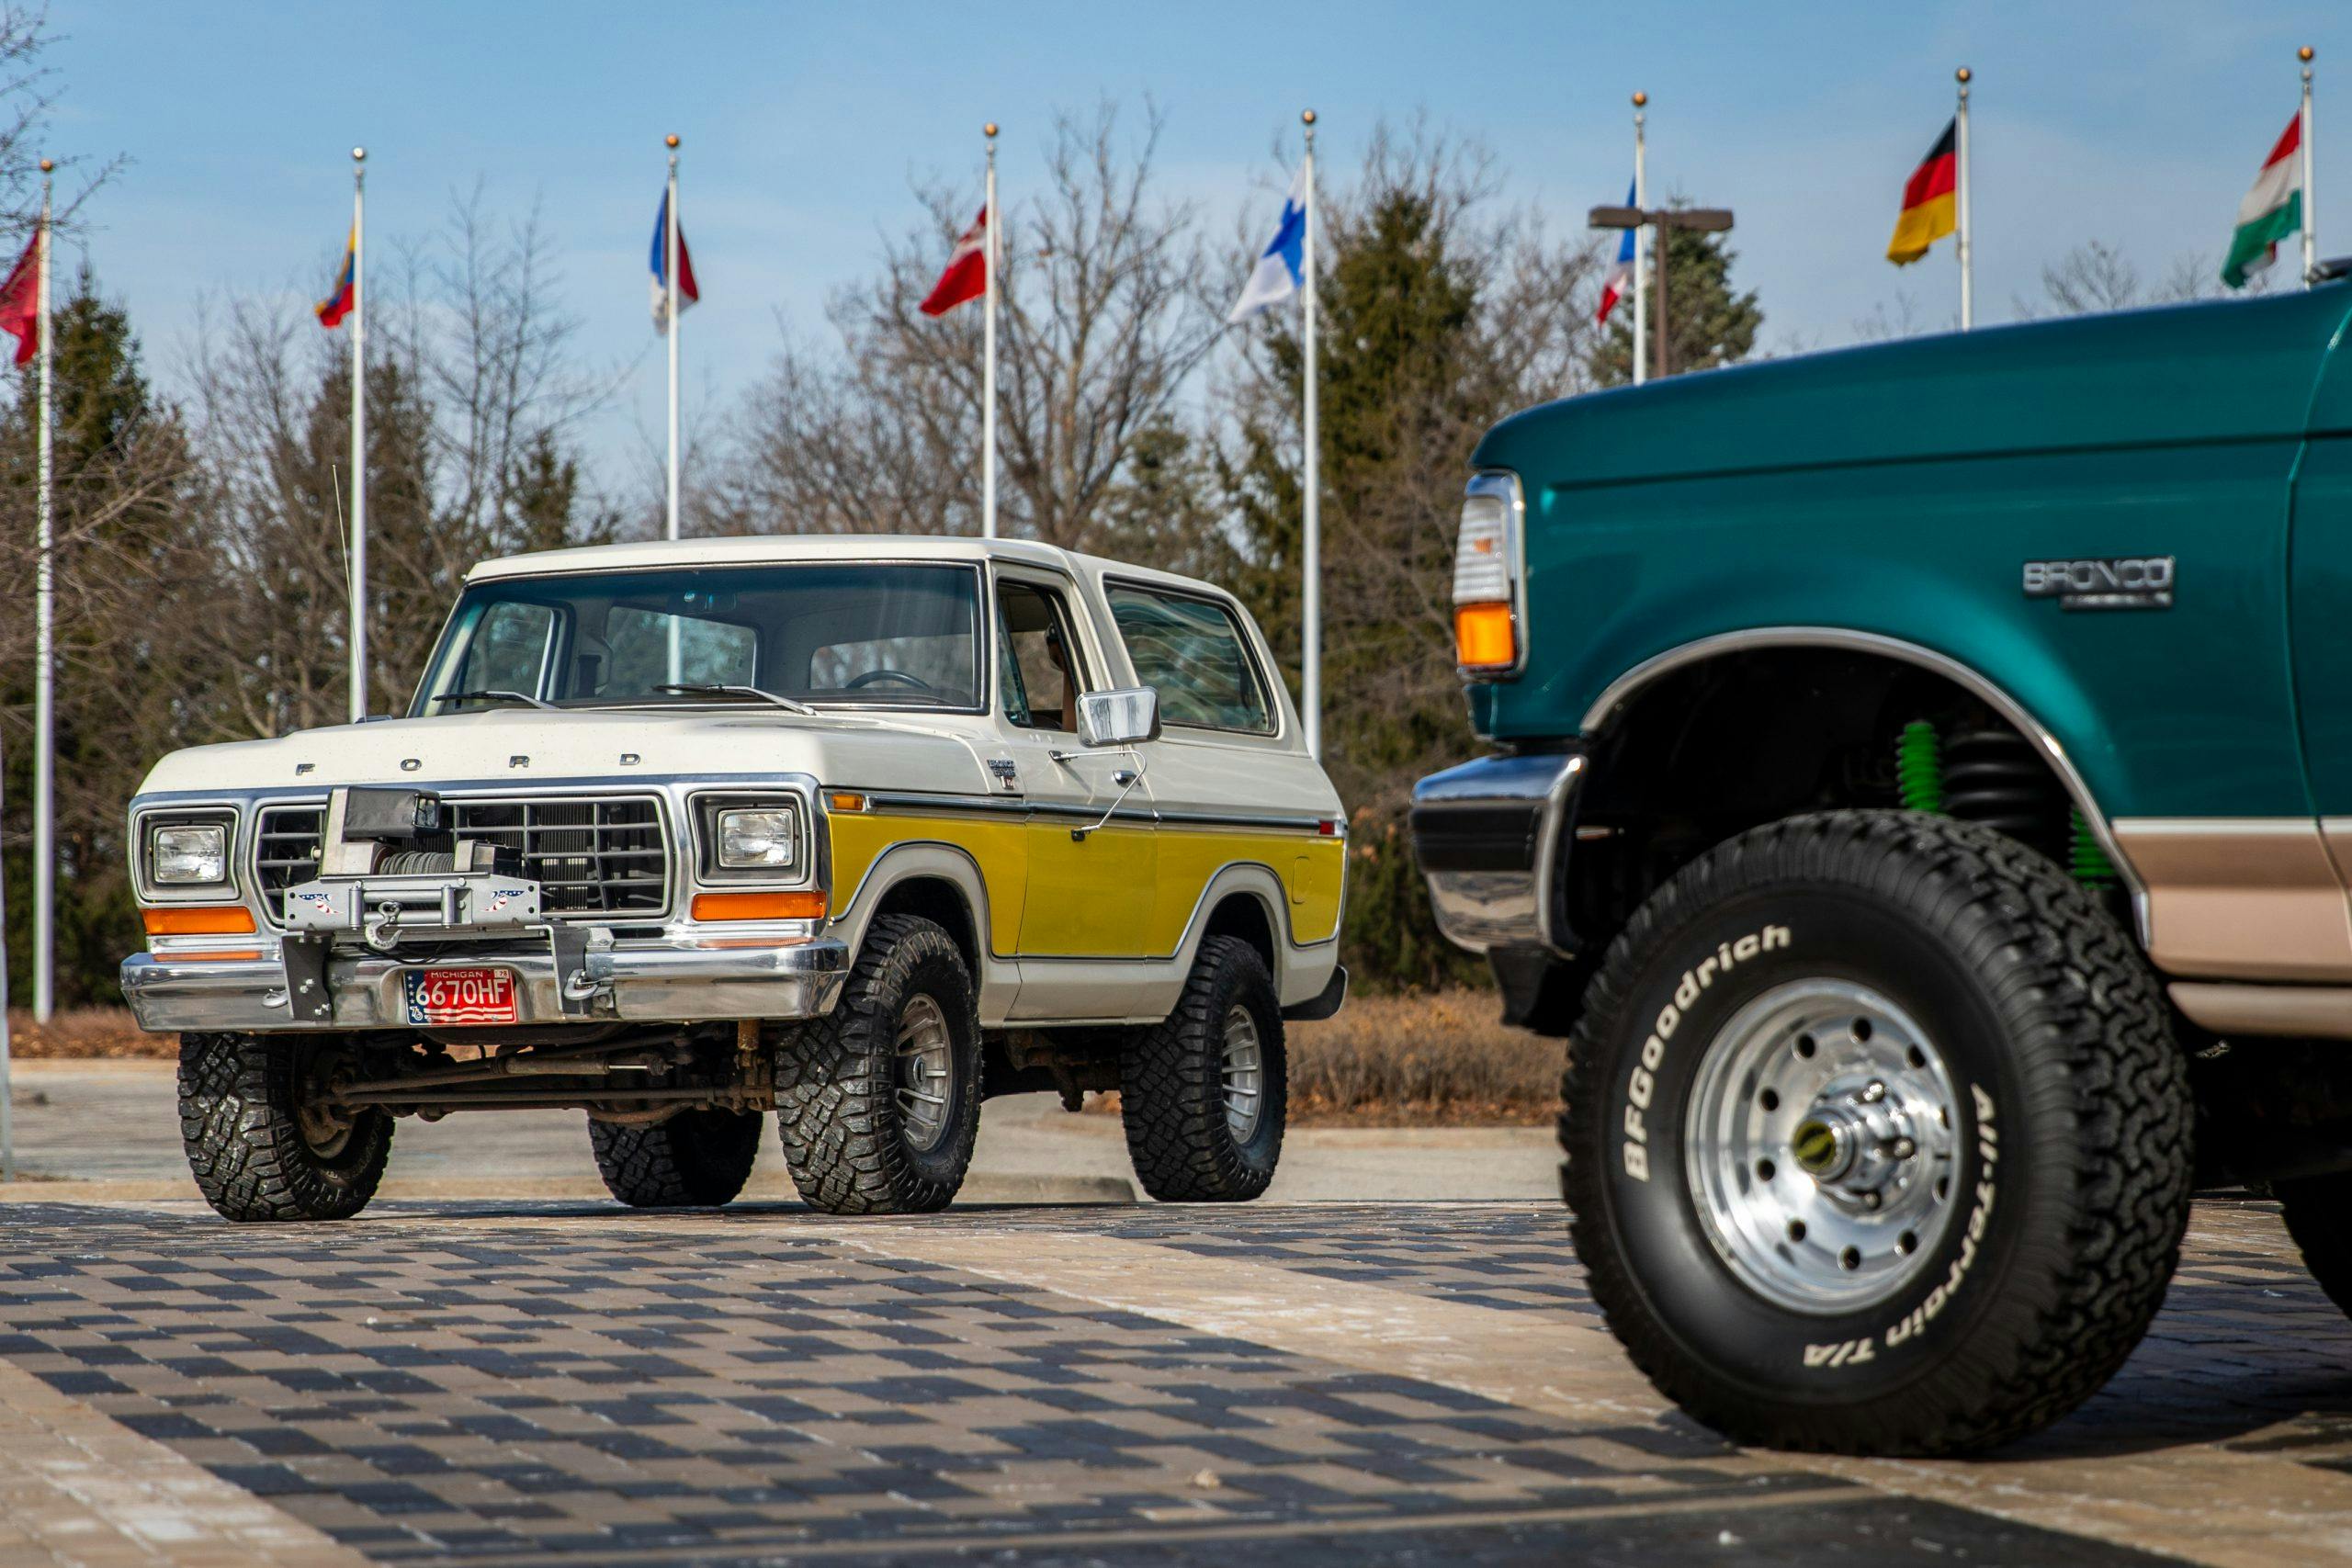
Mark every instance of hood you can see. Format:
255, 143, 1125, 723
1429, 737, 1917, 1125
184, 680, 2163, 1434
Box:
135, 707, 1001, 799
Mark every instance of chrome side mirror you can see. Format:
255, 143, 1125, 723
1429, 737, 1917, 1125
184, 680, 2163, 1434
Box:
1077, 687, 1161, 748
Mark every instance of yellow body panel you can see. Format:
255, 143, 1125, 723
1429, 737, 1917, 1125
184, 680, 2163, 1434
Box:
828, 809, 1344, 958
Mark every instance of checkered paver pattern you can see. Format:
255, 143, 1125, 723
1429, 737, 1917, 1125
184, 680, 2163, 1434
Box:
0, 1198, 2206, 1564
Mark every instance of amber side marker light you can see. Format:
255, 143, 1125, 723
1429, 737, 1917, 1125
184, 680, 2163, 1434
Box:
692, 890, 828, 922
1454, 603, 1517, 671
827, 791, 869, 813
142, 905, 257, 936
173, 949, 265, 963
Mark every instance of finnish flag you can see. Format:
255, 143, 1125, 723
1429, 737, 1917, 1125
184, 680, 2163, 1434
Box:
1227, 162, 1308, 323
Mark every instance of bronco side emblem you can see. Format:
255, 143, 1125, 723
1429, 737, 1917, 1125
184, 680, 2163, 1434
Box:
2021, 556, 2174, 611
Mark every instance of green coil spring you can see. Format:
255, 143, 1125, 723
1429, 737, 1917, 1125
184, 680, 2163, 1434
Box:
1895, 720, 1945, 815
2069, 811, 2118, 888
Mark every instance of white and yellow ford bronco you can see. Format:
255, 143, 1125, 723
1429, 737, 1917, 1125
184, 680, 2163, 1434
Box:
120, 536, 1347, 1220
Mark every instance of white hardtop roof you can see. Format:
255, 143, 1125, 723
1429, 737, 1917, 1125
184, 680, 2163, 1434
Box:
466, 532, 1230, 600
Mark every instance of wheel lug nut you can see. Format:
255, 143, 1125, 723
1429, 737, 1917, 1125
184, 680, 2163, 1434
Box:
1861, 1191, 1882, 1210
1890, 1137, 1917, 1159
1860, 1080, 1886, 1103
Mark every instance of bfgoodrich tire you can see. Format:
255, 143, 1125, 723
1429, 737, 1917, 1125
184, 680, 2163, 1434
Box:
774, 914, 981, 1215
1561, 810, 2191, 1456
589, 1109, 763, 1208
178, 1032, 392, 1223
1122, 935, 1287, 1202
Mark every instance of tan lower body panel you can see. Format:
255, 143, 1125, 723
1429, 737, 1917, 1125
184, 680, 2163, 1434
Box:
2113, 818, 2352, 982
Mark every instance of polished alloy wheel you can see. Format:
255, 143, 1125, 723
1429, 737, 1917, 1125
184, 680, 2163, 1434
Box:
1684, 978, 1960, 1314
1220, 1004, 1264, 1142
895, 993, 955, 1152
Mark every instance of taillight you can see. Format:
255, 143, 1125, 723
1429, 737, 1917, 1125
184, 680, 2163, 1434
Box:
1452, 471, 1524, 674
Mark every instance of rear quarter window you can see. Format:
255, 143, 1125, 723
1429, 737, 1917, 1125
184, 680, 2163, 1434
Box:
1107, 584, 1275, 736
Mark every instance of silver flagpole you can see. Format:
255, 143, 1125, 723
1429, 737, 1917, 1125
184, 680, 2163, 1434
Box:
1300, 108, 1321, 764
664, 134, 682, 682
982, 122, 998, 540
348, 147, 368, 723
30, 157, 51, 1021
1632, 92, 1647, 388
1, 714, 13, 1182
1956, 67, 1973, 331
2302, 47, 2317, 287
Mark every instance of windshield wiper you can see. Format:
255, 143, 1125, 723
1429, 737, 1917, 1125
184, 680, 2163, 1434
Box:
654, 682, 817, 716
436, 689, 555, 711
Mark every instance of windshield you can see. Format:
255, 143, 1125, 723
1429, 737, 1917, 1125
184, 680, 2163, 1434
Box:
411, 561, 984, 716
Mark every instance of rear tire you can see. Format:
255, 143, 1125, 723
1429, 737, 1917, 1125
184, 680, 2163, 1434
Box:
774, 915, 981, 1214
178, 1032, 391, 1223
2276, 1172, 2352, 1316
589, 1109, 763, 1208
1561, 810, 2192, 1455
1122, 935, 1287, 1202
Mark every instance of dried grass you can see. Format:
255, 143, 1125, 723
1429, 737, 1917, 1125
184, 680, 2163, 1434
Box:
5, 1008, 174, 1060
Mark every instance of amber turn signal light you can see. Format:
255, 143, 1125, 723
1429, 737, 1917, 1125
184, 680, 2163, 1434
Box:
691, 890, 829, 922
1453, 602, 1517, 671
142, 905, 257, 936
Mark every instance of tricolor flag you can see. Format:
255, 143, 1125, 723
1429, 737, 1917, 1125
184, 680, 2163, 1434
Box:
649, 188, 699, 331
920, 205, 988, 317
0, 226, 40, 364
316, 225, 356, 329
1886, 118, 1959, 265
1596, 179, 1635, 323
1227, 162, 1308, 323
2223, 113, 2304, 289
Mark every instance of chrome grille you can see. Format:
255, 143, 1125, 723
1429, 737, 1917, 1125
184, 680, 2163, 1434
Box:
252, 795, 670, 920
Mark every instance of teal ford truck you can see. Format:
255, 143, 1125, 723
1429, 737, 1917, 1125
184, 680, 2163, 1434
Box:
1411, 273, 2352, 1455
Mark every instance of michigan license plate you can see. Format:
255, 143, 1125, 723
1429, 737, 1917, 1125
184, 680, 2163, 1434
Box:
403, 967, 517, 1026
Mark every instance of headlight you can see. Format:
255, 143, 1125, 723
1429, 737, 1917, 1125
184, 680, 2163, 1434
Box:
151, 823, 229, 886
717, 807, 798, 870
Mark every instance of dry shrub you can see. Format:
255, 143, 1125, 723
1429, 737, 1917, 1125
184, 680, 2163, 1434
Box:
4, 1007, 171, 1059
1286, 988, 1557, 1124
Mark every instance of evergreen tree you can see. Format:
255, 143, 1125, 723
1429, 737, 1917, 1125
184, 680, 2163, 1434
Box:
1589, 209, 1763, 385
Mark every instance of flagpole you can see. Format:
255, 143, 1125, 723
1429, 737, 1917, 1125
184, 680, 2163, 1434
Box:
982, 122, 999, 540
2302, 47, 2317, 287
1631, 93, 1647, 388
30, 157, 51, 1022
664, 135, 682, 683
1, 715, 14, 1181
347, 147, 368, 724
1955, 67, 1973, 331
1300, 108, 1321, 764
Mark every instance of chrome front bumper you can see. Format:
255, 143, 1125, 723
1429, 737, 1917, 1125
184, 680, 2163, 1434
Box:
120, 939, 852, 1034
1408, 747, 1588, 955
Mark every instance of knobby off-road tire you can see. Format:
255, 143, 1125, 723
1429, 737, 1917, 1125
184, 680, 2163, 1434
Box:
178, 1032, 392, 1223
1122, 935, 1287, 1202
774, 914, 981, 1215
1561, 810, 2192, 1456
2275, 1173, 2352, 1317
589, 1109, 763, 1208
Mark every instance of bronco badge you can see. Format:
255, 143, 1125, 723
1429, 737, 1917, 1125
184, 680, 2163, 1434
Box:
2021, 556, 2174, 611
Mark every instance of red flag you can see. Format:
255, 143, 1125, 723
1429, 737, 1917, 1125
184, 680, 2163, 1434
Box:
0, 227, 40, 365
919, 206, 987, 317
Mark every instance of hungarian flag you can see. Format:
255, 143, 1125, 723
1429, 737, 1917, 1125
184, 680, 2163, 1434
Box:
0, 227, 38, 364
921, 206, 987, 316
1886, 118, 1958, 265
648, 188, 698, 331
2222, 112, 2303, 289
316, 225, 356, 328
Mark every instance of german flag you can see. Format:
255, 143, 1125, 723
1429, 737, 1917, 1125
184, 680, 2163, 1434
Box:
1887, 118, 1958, 265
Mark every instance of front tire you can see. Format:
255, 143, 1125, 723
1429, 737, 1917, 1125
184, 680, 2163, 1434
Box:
178, 1032, 392, 1223
774, 914, 981, 1214
1122, 935, 1287, 1202
589, 1109, 763, 1208
1561, 810, 2191, 1455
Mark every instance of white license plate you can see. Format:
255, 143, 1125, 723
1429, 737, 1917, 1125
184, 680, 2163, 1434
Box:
403, 967, 518, 1026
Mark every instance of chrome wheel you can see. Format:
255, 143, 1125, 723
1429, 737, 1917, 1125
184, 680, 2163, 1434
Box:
1685, 978, 1960, 1314
895, 993, 956, 1153
1220, 1005, 1264, 1143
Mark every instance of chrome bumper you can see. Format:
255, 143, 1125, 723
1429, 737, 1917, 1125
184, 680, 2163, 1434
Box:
120, 939, 852, 1034
1408, 748, 1587, 954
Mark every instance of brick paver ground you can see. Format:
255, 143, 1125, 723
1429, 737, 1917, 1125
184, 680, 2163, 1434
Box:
1, 1197, 2347, 1565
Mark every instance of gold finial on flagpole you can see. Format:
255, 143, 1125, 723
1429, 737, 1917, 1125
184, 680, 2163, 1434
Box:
1956, 65, 1972, 85
1301, 108, 1316, 126
665, 133, 679, 149
985, 122, 998, 140
1632, 91, 1646, 107
2301, 46, 2315, 64
37, 157, 49, 173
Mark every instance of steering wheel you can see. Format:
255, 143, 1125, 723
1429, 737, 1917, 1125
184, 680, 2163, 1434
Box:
845, 668, 936, 693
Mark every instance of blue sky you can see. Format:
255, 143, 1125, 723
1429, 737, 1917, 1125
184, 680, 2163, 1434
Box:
45, 1, 2349, 498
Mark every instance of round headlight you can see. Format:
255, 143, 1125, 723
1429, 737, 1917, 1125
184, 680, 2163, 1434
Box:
717, 807, 797, 870
152, 823, 229, 886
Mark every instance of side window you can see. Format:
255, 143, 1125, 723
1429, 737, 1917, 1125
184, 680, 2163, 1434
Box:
461, 602, 557, 696
996, 581, 1090, 732
606, 606, 757, 690
1107, 586, 1274, 735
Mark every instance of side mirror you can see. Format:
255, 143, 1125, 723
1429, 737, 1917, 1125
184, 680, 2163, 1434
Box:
1077, 687, 1161, 748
